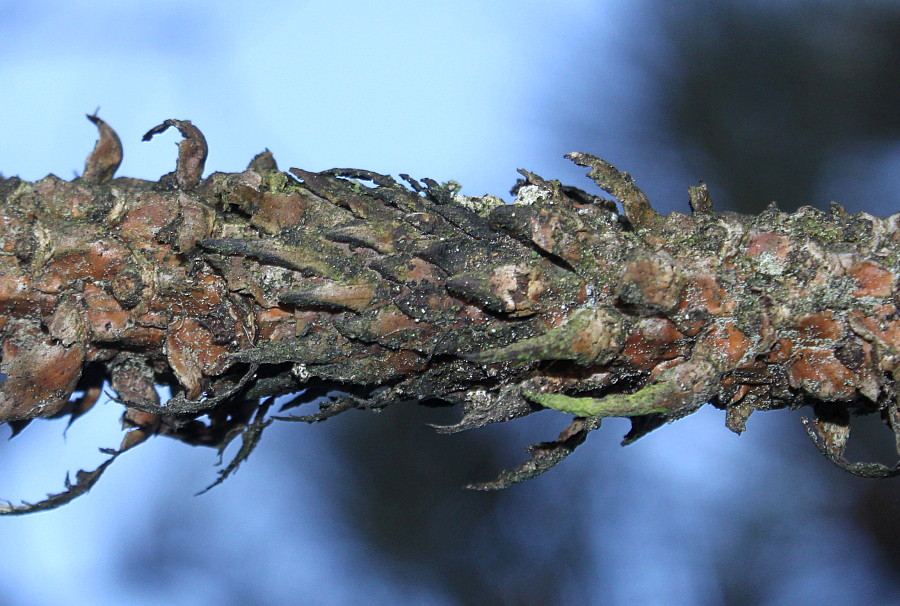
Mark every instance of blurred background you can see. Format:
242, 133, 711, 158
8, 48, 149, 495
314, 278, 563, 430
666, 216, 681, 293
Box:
1, 0, 899, 604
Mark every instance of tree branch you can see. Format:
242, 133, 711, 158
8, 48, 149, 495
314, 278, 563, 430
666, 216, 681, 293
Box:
1, 116, 897, 513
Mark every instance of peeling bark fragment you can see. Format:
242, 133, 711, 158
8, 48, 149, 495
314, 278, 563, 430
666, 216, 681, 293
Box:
0, 116, 899, 512
82, 113, 122, 184
688, 182, 713, 213
110, 357, 160, 411
142, 119, 207, 190
432, 384, 538, 434
196, 397, 273, 495
0, 450, 120, 516
565, 152, 661, 230
467, 417, 602, 490
803, 415, 900, 478
0, 321, 85, 423
247, 149, 278, 173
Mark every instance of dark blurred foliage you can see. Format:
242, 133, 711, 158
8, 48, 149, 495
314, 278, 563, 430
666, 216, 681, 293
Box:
655, 2, 900, 212
653, 2, 900, 213
856, 480, 900, 573
571, 0, 900, 214
320, 404, 600, 605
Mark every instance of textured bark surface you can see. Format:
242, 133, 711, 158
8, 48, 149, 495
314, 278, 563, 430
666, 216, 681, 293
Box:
1, 116, 898, 514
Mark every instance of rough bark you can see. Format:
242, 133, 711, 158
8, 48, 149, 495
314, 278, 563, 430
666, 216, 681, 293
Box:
0, 116, 898, 514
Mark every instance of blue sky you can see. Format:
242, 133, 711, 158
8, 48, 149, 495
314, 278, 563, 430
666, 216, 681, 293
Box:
1, 1, 899, 604
0, 1, 617, 196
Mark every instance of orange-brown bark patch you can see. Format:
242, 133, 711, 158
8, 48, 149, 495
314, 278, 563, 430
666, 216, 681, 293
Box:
702, 321, 753, 366
83, 283, 132, 342
617, 255, 682, 313
621, 317, 686, 370
257, 306, 296, 342
683, 274, 731, 316
251, 192, 308, 233
165, 318, 232, 398
795, 310, 845, 343
847, 260, 894, 297
0, 258, 31, 312
767, 338, 794, 363
0, 335, 84, 422
745, 232, 792, 259
115, 193, 179, 241
788, 347, 857, 400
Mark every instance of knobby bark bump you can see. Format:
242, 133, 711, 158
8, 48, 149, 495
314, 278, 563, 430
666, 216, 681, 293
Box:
0, 116, 897, 514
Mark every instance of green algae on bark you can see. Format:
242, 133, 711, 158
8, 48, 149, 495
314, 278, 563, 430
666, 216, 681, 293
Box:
0, 116, 898, 513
